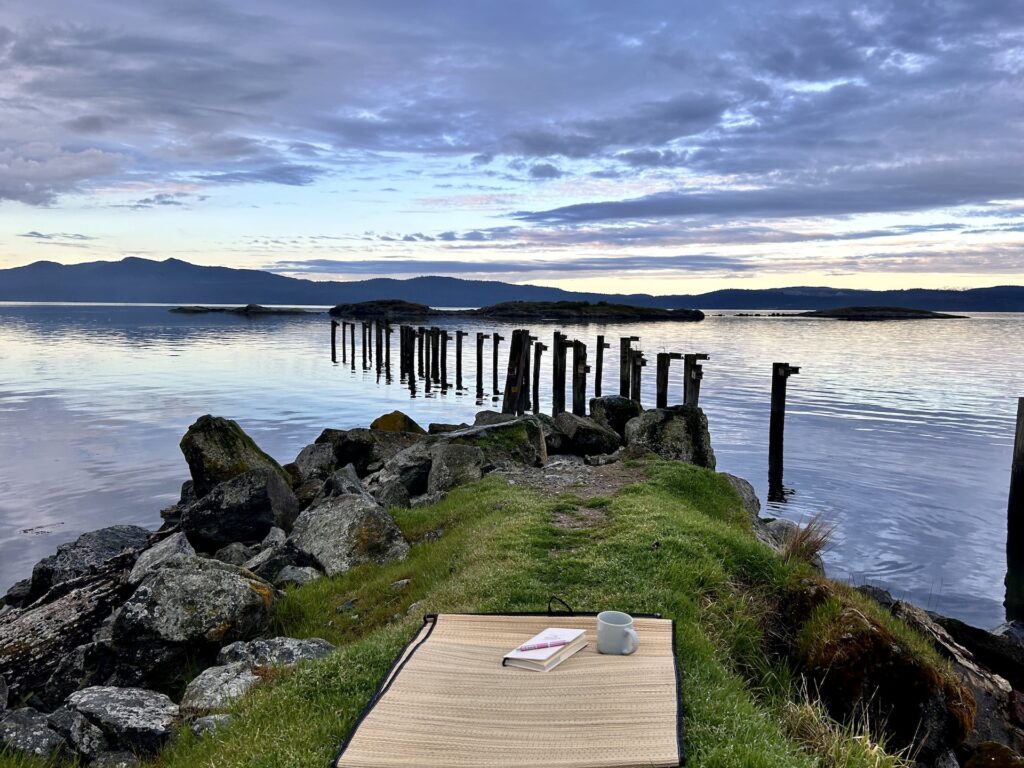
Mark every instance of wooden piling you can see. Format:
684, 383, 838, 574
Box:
456, 330, 467, 391
361, 323, 368, 369
501, 329, 530, 415
385, 324, 392, 374
330, 320, 338, 363
768, 362, 800, 501
552, 332, 569, 416
533, 342, 548, 414
492, 332, 504, 396
655, 352, 682, 408
375, 322, 383, 373
440, 330, 449, 390
476, 332, 486, 399
418, 327, 426, 378
619, 336, 639, 397
349, 323, 356, 369
524, 334, 537, 411
630, 351, 646, 405
1006, 398, 1024, 619
572, 339, 589, 416
683, 353, 709, 407
595, 335, 610, 397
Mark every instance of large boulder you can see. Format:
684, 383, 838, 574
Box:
427, 444, 485, 494
370, 411, 427, 435
442, 417, 547, 467
217, 636, 335, 668
128, 532, 195, 584
0, 707, 64, 757
181, 469, 299, 552
65, 687, 178, 755
936, 618, 1024, 693
365, 443, 434, 508
589, 396, 643, 441
25, 526, 150, 604
553, 413, 621, 457
289, 495, 409, 577
110, 557, 275, 688
47, 705, 108, 760
241, 539, 313, 584
287, 443, 338, 508
0, 552, 136, 706
311, 464, 370, 507
159, 481, 196, 527
315, 428, 423, 477
180, 662, 259, 717
179, 415, 289, 498
623, 406, 716, 468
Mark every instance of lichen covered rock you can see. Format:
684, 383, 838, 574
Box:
623, 405, 715, 468
427, 444, 484, 494
314, 428, 422, 477
0, 707, 64, 757
129, 532, 195, 584
65, 686, 178, 755
217, 636, 335, 668
179, 415, 289, 497
180, 662, 259, 716
589, 395, 643, 441
553, 413, 621, 457
370, 410, 427, 435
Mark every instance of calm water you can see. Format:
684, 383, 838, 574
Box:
0, 304, 1021, 628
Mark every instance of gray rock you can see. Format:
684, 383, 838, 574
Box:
292, 442, 337, 483
428, 422, 469, 434
315, 428, 422, 477
217, 637, 335, 668
532, 412, 567, 455
260, 526, 287, 550
190, 714, 233, 738
365, 443, 433, 507
390, 578, 411, 592
935, 617, 1024, 692
289, 495, 409, 577
369, 477, 411, 509
91, 751, 142, 767
110, 557, 275, 688
311, 464, 370, 507
623, 406, 716, 468
181, 468, 299, 552
214, 542, 257, 566
856, 585, 897, 611
2, 578, 32, 609
180, 662, 260, 716
179, 415, 290, 498
66, 686, 178, 755
370, 411, 427, 435
584, 450, 621, 466
241, 539, 311, 584
427, 444, 484, 494
27, 525, 150, 604
410, 491, 444, 508
589, 396, 643, 440
48, 706, 108, 759
932, 750, 959, 768
442, 417, 548, 467
0, 708, 64, 757
129, 532, 195, 584
552, 413, 621, 457
0, 675, 6, 713
274, 565, 322, 589
159, 481, 196, 527
473, 411, 517, 426
40, 641, 119, 711
720, 473, 760, 521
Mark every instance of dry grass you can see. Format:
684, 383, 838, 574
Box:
781, 514, 836, 566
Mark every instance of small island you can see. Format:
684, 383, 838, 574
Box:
798, 305, 967, 321
328, 299, 704, 322
170, 304, 320, 316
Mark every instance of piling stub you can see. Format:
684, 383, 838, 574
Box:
619, 336, 639, 397
552, 332, 570, 416
492, 332, 505, 397
1006, 397, 1024, 620
768, 362, 800, 502
595, 335, 611, 398
331, 320, 339, 363
572, 339, 589, 416
683, 353, 710, 407
533, 342, 548, 414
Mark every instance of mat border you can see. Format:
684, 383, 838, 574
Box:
332, 611, 685, 767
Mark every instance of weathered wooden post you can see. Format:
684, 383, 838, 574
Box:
630, 351, 646, 405
456, 330, 467, 391
524, 334, 537, 411
595, 335, 610, 397
492, 332, 504, 397
533, 341, 547, 414
361, 322, 369, 369
1006, 398, 1024, 620
331, 320, 338, 363
501, 329, 529, 415
620, 336, 639, 397
552, 332, 569, 416
349, 323, 356, 369
683, 353, 710, 407
440, 329, 450, 391
476, 332, 486, 400
768, 362, 800, 502
656, 352, 682, 408
428, 328, 439, 383
572, 340, 590, 416
375, 322, 384, 373
385, 324, 392, 374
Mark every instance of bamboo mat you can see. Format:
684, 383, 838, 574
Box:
334, 613, 683, 768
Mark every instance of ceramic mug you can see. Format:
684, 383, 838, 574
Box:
596, 611, 639, 655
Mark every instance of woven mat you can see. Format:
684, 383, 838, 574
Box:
334, 613, 683, 768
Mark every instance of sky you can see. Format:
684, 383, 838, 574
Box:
1, 0, 1023, 294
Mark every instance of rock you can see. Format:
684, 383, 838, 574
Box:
427, 444, 484, 494
0, 707, 64, 757
129, 532, 195, 584
584, 450, 621, 466
66, 686, 178, 755
365, 443, 433, 505
180, 415, 289, 498
217, 637, 335, 668
159, 481, 196, 526
553, 413, 621, 456
47, 705, 108, 759
289, 495, 409, 577
91, 750, 142, 767
241, 540, 308, 583
933, 750, 960, 768
589, 396, 643, 440
260, 526, 287, 550
533, 412, 568, 454
410, 491, 444, 508
180, 663, 259, 716
274, 566, 322, 589
338, 598, 358, 613
473, 411, 517, 426
311, 465, 370, 507
290, 443, 339, 508
428, 422, 469, 434
963, 742, 1024, 766
933, 618, 1024, 693
26, 525, 150, 604
0, 552, 136, 706
2, 578, 32, 609
181, 469, 299, 552
624, 406, 716, 468
370, 410, 427, 435
190, 714, 233, 738
720, 473, 760, 521
40, 640, 119, 711
213, 542, 256, 566
110, 557, 275, 689
442, 417, 548, 467
1, 675, 7, 713
856, 584, 897, 612
390, 578, 411, 592
315, 428, 422, 477
370, 478, 411, 509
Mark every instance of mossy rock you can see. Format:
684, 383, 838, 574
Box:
180, 415, 289, 497
370, 411, 427, 435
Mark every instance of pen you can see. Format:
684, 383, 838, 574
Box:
518, 639, 570, 652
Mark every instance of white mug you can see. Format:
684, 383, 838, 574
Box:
596, 611, 639, 655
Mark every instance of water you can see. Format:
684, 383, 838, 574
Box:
0, 304, 1020, 629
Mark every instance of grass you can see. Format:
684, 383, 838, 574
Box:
3, 461, 913, 768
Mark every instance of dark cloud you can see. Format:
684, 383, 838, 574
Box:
18, 231, 94, 240
194, 164, 327, 186
529, 162, 563, 179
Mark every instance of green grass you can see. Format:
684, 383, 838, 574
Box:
2, 461, 909, 768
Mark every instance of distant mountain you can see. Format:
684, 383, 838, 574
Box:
1, 257, 1023, 311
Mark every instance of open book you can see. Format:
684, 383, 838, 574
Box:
502, 627, 587, 672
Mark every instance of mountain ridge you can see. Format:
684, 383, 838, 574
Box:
2, 257, 1023, 311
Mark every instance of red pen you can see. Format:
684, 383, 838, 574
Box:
517, 639, 570, 652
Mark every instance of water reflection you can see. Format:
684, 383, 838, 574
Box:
0, 304, 1021, 628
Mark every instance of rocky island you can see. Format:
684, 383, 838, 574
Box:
1, 402, 1021, 767
170, 304, 320, 316
799, 305, 967, 320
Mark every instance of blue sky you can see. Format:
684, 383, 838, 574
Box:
1, 0, 1023, 294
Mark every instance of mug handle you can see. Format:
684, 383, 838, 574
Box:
623, 627, 639, 655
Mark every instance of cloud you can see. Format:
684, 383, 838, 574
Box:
529, 162, 563, 179
0, 143, 123, 204
194, 164, 327, 186
18, 231, 94, 240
